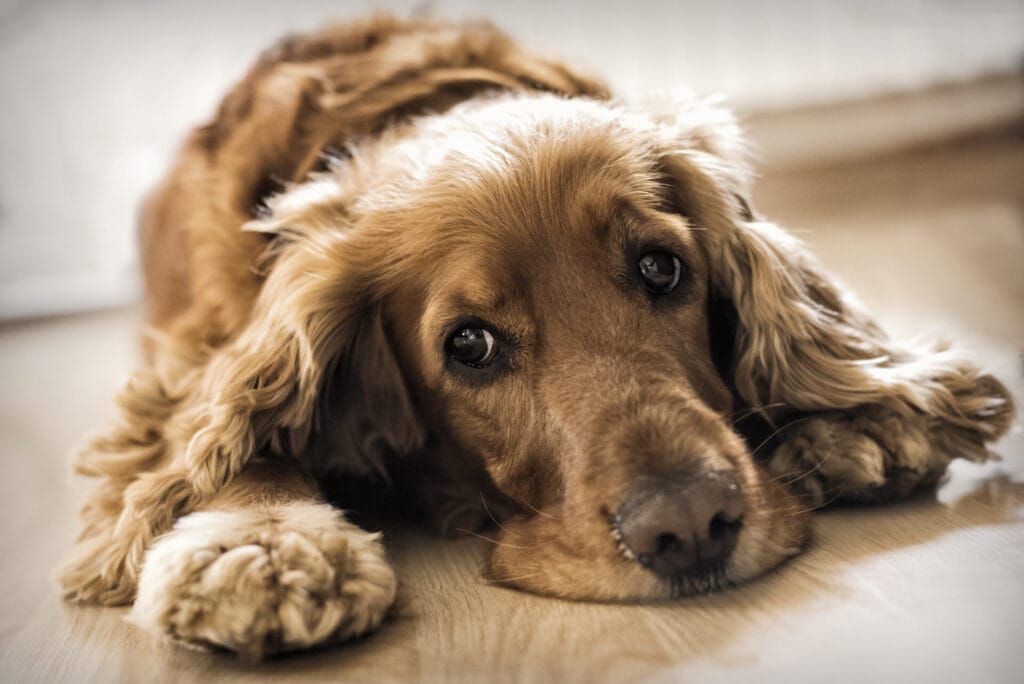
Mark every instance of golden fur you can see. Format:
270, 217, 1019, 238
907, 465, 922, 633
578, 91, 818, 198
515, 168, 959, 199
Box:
59, 16, 1014, 658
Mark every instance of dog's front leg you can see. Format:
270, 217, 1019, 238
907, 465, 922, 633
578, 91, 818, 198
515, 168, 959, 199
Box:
128, 459, 396, 659
767, 406, 949, 505
768, 374, 1013, 506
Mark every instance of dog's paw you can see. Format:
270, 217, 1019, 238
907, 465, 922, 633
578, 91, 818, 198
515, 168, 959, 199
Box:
129, 501, 396, 659
768, 406, 949, 506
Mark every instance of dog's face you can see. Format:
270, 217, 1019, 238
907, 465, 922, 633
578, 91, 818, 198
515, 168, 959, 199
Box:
257, 95, 810, 600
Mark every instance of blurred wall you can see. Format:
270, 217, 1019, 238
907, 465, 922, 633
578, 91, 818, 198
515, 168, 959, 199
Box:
1, 0, 1022, 320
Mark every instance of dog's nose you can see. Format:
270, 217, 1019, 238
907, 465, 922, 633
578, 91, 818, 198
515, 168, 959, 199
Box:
615, 470, 745, 577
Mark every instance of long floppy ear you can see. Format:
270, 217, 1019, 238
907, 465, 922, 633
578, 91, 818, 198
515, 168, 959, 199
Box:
657, 115, 1014, 482
61, 186, 426, 603
174, 211, 424, 496
315, 302, 426, 480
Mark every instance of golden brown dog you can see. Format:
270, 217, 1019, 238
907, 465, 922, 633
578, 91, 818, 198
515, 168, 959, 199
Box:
59, 16, 1014, 658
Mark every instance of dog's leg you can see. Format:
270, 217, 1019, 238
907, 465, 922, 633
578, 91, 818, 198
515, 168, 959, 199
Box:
767, 406, 946, 505
127, 459, 396, 659
768, 375, 1012, 506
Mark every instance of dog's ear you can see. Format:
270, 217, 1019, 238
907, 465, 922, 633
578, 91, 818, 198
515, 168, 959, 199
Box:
656, 114, 1013, 459
319, 304, 425, 478
174, 211, 424, 496
705, 277, 739, 386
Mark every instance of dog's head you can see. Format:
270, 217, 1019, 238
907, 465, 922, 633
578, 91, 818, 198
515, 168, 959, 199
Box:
184, 94, 922, 599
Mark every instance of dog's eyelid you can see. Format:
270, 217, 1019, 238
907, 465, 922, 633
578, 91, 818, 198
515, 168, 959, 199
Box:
623, 230, 692, 268
438, 315, 500, 341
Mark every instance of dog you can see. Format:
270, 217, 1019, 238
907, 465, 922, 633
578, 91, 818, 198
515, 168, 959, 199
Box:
59, 16, 1014, 659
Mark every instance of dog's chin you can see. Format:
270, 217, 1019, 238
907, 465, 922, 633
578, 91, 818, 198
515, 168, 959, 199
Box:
482, 527, 673, 601
485, 535, 800, 602
483, 475, 810, 602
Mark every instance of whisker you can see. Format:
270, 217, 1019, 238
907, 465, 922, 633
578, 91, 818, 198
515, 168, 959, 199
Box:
517, 496, 557, 521
730, 402, 787, 426
484, 572, 543, 585
479, 492, 516, 535
808, 486, 847, 511
453, 528, 535, 550
783, 434, 838, 486
763, 430, 839, 487
750, 417, 810, 458
750, 503, 812, 518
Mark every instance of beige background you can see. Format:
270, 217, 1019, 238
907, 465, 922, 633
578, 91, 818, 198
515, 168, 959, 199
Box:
2, 0, 1023, 319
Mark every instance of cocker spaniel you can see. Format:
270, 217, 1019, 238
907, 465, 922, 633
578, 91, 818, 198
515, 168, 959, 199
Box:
59, 16, 1014, 658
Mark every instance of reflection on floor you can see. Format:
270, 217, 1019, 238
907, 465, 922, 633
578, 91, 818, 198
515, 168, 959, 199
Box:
1, 132, 1021, 683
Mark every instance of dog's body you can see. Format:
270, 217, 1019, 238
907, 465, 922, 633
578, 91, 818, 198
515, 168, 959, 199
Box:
60, 17, 1014, 658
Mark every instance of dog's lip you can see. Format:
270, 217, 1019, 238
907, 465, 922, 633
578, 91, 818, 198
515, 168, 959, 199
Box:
609, 514, 637, 562
608, 509, 734, 597
667, 564, 731, 597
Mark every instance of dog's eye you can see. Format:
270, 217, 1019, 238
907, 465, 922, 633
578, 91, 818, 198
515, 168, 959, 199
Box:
447, 327, 498, 368
638, 251, 682, 294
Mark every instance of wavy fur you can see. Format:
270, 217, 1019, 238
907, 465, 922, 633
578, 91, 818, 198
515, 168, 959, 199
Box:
59, 16, 1014, 656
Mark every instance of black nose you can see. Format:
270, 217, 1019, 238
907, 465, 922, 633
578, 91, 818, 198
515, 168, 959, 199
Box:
615, 470, 745, 578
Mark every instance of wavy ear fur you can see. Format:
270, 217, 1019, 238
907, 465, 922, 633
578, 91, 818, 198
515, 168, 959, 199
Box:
311, 301, 426, 482
657, 113, 1014, 482
179, 228, 363, 495
180, 197, 427, 495
61, 205, 424, 603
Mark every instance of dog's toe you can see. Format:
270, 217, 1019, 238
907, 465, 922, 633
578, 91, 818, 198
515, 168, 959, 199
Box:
769, 408, 949, 506
128, 502, 396, 659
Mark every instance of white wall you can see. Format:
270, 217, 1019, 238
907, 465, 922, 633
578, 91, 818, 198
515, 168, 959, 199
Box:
1, 0, 1022, 320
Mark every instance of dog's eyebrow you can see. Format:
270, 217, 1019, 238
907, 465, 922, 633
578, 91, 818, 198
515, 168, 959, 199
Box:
583, 196, 637, 241
433, 293, 509, 340
611, 201, 692, 243
592, 220, 613, 242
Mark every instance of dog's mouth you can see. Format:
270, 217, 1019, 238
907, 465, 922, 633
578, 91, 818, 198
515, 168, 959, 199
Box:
666, 565, 731, 598
608, 511, 734, 598
601, 468, 746, 596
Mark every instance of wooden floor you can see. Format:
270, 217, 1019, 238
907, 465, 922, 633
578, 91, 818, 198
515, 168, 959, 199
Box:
1, 133, 1022, 683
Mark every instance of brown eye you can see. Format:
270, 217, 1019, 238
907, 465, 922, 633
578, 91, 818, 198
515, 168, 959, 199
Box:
447, 327, 498, 368
638, 251, 682, 294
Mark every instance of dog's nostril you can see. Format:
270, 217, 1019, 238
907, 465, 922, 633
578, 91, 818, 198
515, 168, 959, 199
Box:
654, 532, 682, 556
616, 470, 745, 578
708, 513, 743, 542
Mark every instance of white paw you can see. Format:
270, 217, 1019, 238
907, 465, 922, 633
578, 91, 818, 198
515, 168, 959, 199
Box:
769, 407, 947, 506
129, 501, 396, 658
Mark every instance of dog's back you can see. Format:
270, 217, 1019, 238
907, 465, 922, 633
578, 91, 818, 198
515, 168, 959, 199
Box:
139, 16, 608, 352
